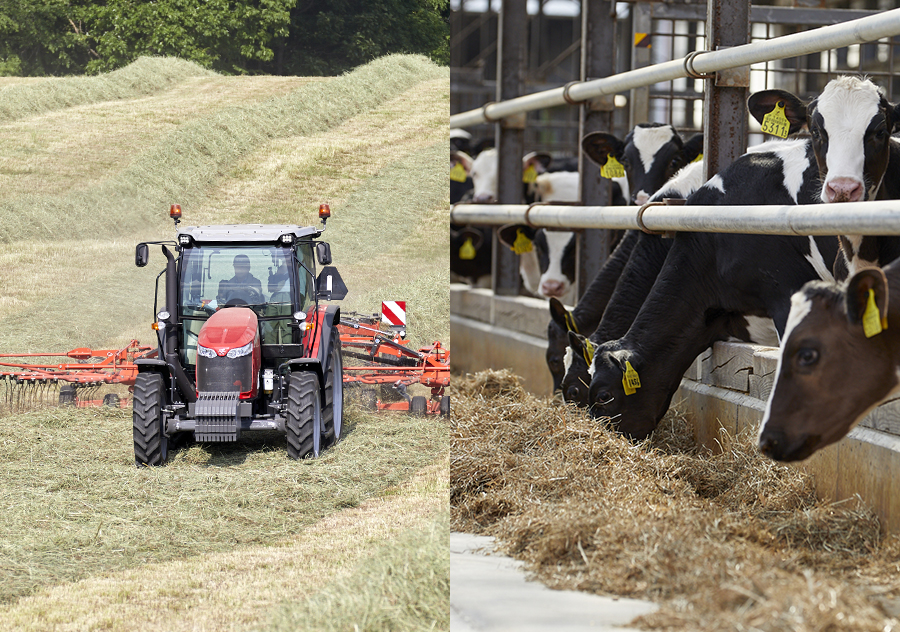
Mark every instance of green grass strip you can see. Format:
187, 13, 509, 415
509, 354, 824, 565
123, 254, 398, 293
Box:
0, 57, 216, 124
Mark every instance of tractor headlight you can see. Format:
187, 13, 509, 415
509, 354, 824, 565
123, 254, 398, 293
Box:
226, 341, 253, 359
197, 345, 217, 359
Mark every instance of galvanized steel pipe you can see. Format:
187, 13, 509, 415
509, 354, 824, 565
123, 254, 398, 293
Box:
450, 8, 900, 129
450, 201, 900, 236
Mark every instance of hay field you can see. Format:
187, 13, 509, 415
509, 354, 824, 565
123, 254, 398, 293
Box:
0, 55, 448, 630
452, 371, 900, 632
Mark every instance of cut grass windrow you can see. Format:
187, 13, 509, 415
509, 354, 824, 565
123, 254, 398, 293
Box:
0, 57, 216, 124
0, 54, 447, 245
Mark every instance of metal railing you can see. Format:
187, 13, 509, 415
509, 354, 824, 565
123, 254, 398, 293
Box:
451, 200, 900, 237
450, 8, 900, 128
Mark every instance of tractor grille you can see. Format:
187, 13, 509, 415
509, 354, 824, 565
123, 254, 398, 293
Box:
194, 391, 241, 442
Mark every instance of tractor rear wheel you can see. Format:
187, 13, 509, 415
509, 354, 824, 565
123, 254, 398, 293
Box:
133, 373, 168, 467
322, 329, 344, 448
440, 395, 450, 417
286, 372, 321, 460
411, 395, 427, 416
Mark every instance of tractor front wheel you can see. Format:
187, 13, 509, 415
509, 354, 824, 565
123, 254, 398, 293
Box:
322, 330, 344, 448
133, 373, 168, 467
286, 372, 322, 460
411, 395, 427, 416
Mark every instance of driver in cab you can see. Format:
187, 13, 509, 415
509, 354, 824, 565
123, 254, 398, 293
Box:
217, 254, 264, 305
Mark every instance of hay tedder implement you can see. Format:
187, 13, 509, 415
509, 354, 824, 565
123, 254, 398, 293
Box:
338, 309, 450, 416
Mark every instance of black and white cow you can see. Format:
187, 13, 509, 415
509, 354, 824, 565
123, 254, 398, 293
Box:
548, 149, 708, 400
587, 76, 900, 439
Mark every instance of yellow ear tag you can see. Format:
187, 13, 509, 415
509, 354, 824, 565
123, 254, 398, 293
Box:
450, 162, 468, 183
459, 237, 476, 260
564, 311, 579, 334
522, 164, 538, 184
691, 153, 703, 164
622, 361, 641, 396
600, 155, 626, 179
761, 102, 790, 139
581, 338, 595, 366
512, 229, 533, 255
863, 288, 887, 338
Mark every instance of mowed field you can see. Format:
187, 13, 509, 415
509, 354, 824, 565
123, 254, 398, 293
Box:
0, 55, 449, 630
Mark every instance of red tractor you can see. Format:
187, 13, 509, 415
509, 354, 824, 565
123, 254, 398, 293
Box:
132, 204, 347, 466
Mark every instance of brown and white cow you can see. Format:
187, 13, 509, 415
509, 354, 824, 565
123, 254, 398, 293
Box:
758, 263, 899, 462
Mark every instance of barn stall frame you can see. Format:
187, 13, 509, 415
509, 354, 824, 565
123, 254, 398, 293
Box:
450, 1, 900, 532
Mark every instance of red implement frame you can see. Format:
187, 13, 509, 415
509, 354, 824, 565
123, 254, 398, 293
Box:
337, 315, 449, 414
0, 340, 156, 407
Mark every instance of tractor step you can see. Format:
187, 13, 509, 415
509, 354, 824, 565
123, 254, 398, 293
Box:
194, 391, 242, 442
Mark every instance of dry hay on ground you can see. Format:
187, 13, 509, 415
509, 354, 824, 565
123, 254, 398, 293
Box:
451, 369, 900, 631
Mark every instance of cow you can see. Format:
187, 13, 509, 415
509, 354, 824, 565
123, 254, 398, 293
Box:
757, 263, 899, 462
586, 76, 900, 440
450, 150, 491, 285
503, 125, 702, 324
548, 150, 708, 399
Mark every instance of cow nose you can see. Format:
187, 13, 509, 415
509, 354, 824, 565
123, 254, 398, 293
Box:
540, 280, 566, 298
758, 428, 787, 460
825, 177, 863, 203
633, 191, 649, 205
473, 193, 495, 203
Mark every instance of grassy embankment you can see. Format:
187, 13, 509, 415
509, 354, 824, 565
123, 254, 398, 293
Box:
0, 55, 449, 631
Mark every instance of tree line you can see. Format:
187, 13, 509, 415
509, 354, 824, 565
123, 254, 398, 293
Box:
0, 0, 449, 76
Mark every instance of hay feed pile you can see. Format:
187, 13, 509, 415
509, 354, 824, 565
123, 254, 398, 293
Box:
451, 370, 900, 631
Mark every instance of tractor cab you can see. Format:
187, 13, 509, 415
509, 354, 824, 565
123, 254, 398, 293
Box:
132, 206, 347, 466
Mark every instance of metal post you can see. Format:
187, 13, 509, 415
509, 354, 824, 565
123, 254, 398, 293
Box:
702, 0, 751, 180
493, 0, 528, 296
578, 0, 618, 298
630, 2, 652, 126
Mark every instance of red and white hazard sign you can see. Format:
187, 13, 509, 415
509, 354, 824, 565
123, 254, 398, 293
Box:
381, 301, 407, 327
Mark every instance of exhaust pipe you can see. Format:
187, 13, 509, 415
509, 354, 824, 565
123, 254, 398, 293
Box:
162, 246, 197, 404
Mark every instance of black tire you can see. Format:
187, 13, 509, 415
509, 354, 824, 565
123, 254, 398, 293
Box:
322, 329, 344, 448
133, 372, 168, 467
411, 395, 427, 416
59, 384, 76, 406
286, 371, 322, 460
440, 395, 450, 417
103, 393, 120, 408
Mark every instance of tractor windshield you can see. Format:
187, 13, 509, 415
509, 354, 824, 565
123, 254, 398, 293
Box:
178, 244, 315, 364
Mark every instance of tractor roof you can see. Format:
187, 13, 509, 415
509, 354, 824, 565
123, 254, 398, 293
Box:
177, 225, 321, 243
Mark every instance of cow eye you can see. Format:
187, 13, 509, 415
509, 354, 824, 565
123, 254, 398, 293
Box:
875, 128, 888, 140
796, 347, 819, 367
810, 128, 821, 141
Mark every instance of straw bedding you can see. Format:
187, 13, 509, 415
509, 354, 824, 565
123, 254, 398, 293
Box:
451, 369, 900, 631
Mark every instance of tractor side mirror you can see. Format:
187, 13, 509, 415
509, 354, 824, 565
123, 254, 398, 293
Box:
135, 243, 149, 267
316, 242, 332, 265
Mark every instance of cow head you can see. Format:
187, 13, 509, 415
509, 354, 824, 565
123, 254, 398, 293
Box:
561, 330, 593, 407
749, 77, 900, 204
547, 297, 576, 391
498, 225, 575, 299
587, 346, 662, 440
759, 268, 900, 462
469, 148, 552, 203
582, 124, 702, 205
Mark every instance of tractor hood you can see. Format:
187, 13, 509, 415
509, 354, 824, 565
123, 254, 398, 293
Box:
199, 308, 258, 355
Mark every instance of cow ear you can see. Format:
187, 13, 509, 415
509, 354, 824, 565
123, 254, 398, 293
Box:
846, 267, 888, 327
567, 330, 585, 353
607, 349, 631, 374
549, 297, 573, 331
681, 134, 704, 164
582, 132, 625, 167
451, 150, 473, 172
497, 224, 537, 250
892, 102, 900, 133
748, 89, 808, 134
524, 152, 552, 172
